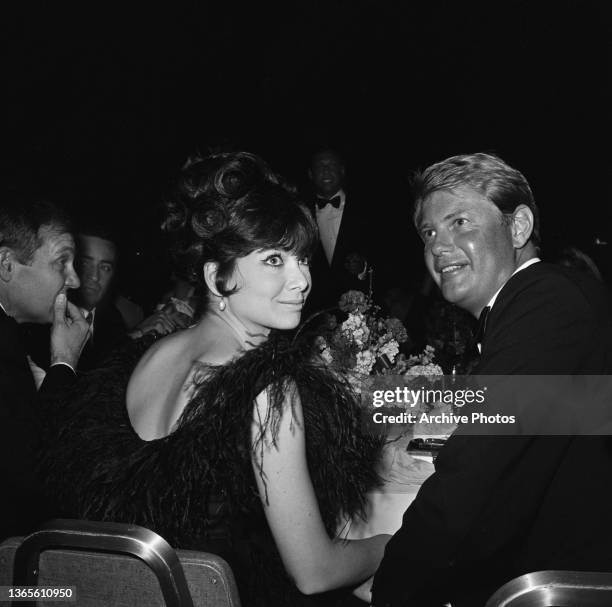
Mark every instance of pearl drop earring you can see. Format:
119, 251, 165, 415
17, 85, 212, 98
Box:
218, 298, 226, 311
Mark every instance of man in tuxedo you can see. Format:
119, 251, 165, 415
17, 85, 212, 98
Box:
371, 153, 612, 606
304, 149, 371, 313
0, 199, 90, 539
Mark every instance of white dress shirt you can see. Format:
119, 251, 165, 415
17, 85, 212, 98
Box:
81, 307, 95, 339
316, 189, 346, 265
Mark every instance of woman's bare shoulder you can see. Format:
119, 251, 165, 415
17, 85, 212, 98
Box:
131, 331, 192, 385
126, 323, 245, 439
126, 330, 200, 438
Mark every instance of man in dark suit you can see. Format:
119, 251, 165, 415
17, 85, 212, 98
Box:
0, 199, 90, 539
371, 153, 612, 606
304, 149, 372, 314
71, 229, 126, 370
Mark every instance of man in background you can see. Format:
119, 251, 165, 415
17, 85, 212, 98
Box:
0, 198, 89, 538
305, 148, 371, 313
73, 227, 127, 370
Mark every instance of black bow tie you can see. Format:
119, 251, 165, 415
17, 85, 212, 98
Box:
316, 195, 341, 210
473, 306, 491, 346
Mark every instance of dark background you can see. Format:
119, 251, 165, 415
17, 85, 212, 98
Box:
6, 1, 610, 306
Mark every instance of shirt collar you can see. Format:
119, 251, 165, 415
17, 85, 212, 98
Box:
486, 257, 541, 311
0, 299, 7, 316
81, 307, 96, 321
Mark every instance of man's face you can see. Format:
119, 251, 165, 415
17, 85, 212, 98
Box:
76, 234, 117, 310
310, 151, 345, 198
9, 226, 80, 323
418, 186, 518, 317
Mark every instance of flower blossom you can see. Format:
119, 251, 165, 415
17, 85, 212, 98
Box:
379, 339, 399, 364
405, 362, 443, 376
338, 290, 369, 313
341, 312, 370, 347
354, 350, 376, 376
385, 317, 409, 343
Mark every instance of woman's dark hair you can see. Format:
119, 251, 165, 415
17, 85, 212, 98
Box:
162, 152, 317, 299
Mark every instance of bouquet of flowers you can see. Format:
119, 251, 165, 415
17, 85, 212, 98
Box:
314, 290, 442, 392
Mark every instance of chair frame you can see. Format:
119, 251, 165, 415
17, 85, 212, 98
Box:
12, 519, 195, 607
485, 570, 612, 607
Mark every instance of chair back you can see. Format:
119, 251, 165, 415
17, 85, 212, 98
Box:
485, 570, 612, 607
0, 519, 241, 607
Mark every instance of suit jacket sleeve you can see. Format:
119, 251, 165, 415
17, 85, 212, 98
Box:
0, 317, 69, 537
40, 363, 76, 397
371, 266, 609, 606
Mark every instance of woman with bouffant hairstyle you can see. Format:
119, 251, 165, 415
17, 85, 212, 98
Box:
42, 152, 388, 606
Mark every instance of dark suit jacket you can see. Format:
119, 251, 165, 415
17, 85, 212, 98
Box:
372, 263, 612, 607
0, 307, 75, 540
304, 191, 373, 315
78, 304, 126, 371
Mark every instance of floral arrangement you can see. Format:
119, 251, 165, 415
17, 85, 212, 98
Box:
314, 290, 443, 392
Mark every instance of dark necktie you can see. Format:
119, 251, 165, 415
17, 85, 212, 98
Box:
85, 311, 94, 344
474, 306, 490, 348
466, 305, 490, 368
316, 195, 341, 210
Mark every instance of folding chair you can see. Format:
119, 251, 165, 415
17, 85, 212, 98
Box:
485, 570, 612, 607
0, 519, 241, 606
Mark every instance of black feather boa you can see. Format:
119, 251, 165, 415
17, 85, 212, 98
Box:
40, 333, 383, 606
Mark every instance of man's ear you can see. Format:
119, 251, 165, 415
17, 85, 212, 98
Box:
0, 248, 15, 282
203, 261, 222, 296
510, 205, 534, 249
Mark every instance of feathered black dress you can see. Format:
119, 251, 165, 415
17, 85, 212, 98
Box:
40, 334, 383, 606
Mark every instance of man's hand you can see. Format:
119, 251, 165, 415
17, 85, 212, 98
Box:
129, 302, 192, 340
50, 292, 91, 369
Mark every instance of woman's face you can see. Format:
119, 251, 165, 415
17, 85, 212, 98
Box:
225, 248, 311, 334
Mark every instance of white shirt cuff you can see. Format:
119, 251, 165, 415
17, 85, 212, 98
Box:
50, 361, 77, 375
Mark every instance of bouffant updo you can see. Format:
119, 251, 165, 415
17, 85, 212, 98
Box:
162, 152, 317, 300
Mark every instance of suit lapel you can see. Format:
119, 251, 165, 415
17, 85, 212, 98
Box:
476, 263, 542, 367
